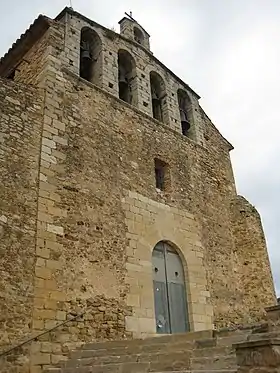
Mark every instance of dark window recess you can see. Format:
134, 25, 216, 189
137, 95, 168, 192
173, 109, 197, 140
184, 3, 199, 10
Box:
79, 27, 102, 85
177, 89, 192, 138
118, 49, 136, 105
155, 159, 167, 190
150, 71, 166, 123
181, 115, 190, 136
134, 27, 144, 44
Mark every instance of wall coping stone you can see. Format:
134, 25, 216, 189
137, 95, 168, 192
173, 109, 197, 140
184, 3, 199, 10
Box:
234, 338, 280, 349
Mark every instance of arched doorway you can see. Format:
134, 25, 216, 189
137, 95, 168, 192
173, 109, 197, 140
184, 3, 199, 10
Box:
152, 241, 189, 334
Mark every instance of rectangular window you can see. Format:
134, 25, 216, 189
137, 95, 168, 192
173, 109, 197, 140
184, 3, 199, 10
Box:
154, 158, 168, 191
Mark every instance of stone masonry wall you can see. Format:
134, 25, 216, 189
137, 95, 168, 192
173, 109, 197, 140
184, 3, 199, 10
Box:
0, 23, 132, 373
229, 196, 276, 324
0, 11, 277, 373
0, 78, 43, 372
60, 67, 275, 329
13, 30, 51, 86
23, 25, 132, 373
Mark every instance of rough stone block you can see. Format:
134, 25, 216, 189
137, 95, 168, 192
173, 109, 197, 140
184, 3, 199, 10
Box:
31, 352, 51, 365
35, 267, 52, 279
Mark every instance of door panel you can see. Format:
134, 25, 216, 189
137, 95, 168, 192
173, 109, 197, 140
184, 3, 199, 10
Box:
152, 242, 189, 334
153, 281, 170, 333
165, 249, 189, 333
152, 243, 170, 334
168, 282, 188, 333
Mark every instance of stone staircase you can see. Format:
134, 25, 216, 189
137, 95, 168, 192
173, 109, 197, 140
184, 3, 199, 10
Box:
43, 330, 248, 373
45, 306, 280, 373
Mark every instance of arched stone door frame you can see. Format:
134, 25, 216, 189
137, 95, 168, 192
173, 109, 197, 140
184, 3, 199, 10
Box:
123, 191, 214, 338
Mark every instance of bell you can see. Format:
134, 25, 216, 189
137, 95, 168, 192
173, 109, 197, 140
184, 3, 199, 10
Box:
180, 109, 190, 134
180, 108, 187, 122
118, 68, 128, 85
152, 91, 159, 101
81, 49, 91, 60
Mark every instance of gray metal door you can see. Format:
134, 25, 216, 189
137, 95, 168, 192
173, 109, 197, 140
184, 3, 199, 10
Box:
152, 242, 189, 334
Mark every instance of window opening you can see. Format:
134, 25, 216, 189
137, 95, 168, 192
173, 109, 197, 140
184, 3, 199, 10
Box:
177, 89, 192, 137
155, 158, 167, 191
134, 27, 144, 44
150, 72, 167, 123
80, 28, 102, 85
118, 49, 137, 105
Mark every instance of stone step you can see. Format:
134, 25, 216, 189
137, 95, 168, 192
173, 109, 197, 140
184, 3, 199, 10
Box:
44, 368, 237, 373
44, 328, 257, 373
192, 345, 233, 358
215, 333, 248, 346
56, 351, 193, 372
127, 371, 237, 373
56, 334, 246, 371
74, 330, 213, 352
64, 351, 192, 368
190, 355, 237, 370
246, 330, 280, 341
192, 371, 237, 373
69, 340, 195, 360
155, 371, 237, 373
69, 330, 249, 361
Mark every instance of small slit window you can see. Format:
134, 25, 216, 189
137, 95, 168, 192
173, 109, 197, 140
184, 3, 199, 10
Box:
154, 158, 168, 191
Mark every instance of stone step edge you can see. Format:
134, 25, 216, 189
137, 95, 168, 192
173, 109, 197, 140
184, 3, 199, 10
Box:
74, 328, 266, 353
61, 352, 236, 368
68, 335, 247, 357
69, 342, 201, 358
66, 349, 235, 365
45, 369, 237, 373
63, 355, 235, 369
75, 330, 214, 351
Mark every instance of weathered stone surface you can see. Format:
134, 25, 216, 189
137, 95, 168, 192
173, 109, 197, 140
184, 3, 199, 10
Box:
0, 78, 43, 373
0, 5, 277, 373
235, 339, 280, 372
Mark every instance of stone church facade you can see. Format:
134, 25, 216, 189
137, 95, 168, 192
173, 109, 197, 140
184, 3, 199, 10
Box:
0, 7, 277, 372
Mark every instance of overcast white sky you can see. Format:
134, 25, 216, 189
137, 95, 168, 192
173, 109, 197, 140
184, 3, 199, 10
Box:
0, 0, 279, 297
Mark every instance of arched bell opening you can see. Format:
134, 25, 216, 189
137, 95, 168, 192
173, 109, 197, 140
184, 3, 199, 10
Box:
134, 26, 144, 45
152, 241, 190, 334
177, 89, 192, 137
118, 49, 137, 106
80, 27, 102, 85
150, 71, 167, 123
